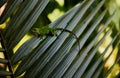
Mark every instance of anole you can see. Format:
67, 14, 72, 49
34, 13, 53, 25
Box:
32, 26, 80, 51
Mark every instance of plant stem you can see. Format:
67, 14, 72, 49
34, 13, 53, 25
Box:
0, 30, 15, 78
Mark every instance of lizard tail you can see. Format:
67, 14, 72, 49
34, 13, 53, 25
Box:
55, 28, 80, 51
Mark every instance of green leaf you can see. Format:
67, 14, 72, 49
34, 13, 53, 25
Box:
0, 58, 8, 64
5, 0, 49, 50
83, 32, 119, 78
11, 37, 41, 65
72, 27, 113, 78
0, 48, 5, 52
48, 9, 107, 78
93, 40, 120, 78
14, 2, 82, 77
0, 0, 119, 78
104, 54, 120, 78
22, 0, 97, 78
5, 0, 38, 38
0, 70, 12, 76
0, 0, 23, 23
108, 0, 120, 31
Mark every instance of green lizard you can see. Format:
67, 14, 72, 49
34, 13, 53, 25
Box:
32, 26, 80, 51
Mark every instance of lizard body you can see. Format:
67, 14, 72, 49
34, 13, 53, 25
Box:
32, 26, 80, 51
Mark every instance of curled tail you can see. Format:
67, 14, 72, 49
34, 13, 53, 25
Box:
55, 28, 80, 51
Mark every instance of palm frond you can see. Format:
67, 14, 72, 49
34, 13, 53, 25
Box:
0, 0, 119, 78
